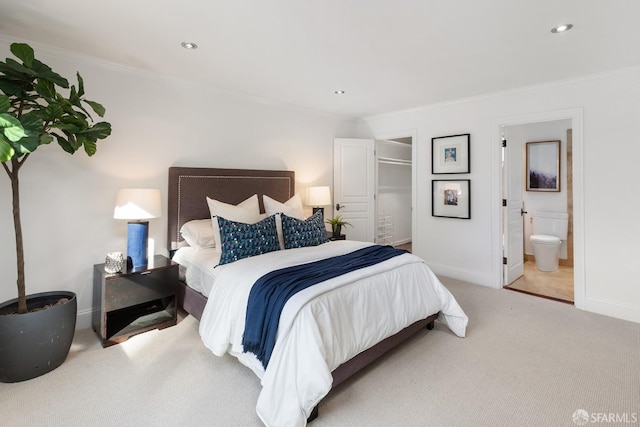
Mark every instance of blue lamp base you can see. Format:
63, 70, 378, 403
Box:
127, 221, 149, 269
312, 207, 325, 220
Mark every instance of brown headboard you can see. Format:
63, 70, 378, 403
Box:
167, 167, 295, 251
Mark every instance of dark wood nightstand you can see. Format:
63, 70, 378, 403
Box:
92, 255, 178, 347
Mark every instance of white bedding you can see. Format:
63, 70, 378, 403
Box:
197, 241, 468, 427
172, 247, 220, 296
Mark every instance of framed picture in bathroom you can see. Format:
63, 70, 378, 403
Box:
432, 133, 470, 174
526, 140, 560, 192
432, 179, 471, 219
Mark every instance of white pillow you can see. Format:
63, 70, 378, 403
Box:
206, 194, 262, 253
263, 194, 305, 249
180, 219, 216, 249
263, 194, 304, 219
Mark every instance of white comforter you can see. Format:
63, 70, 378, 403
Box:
199, 241, 468, 427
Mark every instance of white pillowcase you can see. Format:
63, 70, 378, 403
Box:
206, 194, 262, 253
263, 194, 305, 249
180, 219, 216, 249
263, 194, 304, 219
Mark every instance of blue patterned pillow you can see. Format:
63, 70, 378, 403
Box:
217, 215, 280, 265
281, 211, 329, 249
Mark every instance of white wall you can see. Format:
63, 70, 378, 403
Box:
506, 120, 571, 258
0, 41, 355, 328
358, 67, 640, 324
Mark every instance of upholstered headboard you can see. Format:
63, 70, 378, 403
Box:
167, 167, 295, 251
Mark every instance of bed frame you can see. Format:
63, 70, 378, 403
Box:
167, 166, 438, 421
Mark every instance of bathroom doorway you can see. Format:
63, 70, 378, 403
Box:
501, 120, 574, 303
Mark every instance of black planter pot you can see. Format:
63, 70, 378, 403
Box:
0, 291, 77, 383
332, 224, 342, 238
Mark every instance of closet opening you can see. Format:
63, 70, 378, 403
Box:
376, 137, 412, 252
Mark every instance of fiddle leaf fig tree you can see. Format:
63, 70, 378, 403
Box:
0, 42, 111, 314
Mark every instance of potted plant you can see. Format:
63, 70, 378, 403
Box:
0, 43, 111, 382
325, 214, 351, 238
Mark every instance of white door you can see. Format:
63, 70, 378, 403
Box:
503, 129, 525, 285
333, 138, 375, 242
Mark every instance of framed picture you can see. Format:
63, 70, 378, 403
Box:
432, 179, 471, 219
432, 133, 470, 174
526, 140, 560, 192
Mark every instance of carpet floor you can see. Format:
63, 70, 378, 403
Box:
1, 277, 638, 426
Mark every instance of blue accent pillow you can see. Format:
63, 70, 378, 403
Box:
217, 215, 280, 265
281, 211, 330, 249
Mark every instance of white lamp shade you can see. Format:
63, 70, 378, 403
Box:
114, 188, 162, 220
307, 186, 331, 206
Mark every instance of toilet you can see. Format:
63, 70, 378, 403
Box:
530, 211, 569, 272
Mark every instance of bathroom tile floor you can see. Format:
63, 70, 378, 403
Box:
505, 260, 574, 303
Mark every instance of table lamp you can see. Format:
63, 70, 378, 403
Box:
113, 188, 161, 269
307, 186, 331, 219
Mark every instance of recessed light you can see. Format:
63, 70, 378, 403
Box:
334, 90, 345, 95
551, 24, 573, 34
181, 42, 198, 49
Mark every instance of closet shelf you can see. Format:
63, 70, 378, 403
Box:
377, 156, 412, 166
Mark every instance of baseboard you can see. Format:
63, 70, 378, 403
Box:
427, 262, 495, 288
76, 308, 94, 330
583, 297, 640, 324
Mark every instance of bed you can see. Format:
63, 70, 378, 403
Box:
167, 166, 468, 426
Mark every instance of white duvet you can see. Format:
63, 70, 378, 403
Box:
198, 241, 468, 427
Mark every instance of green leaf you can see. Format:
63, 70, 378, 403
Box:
30, 59, 69, 88
79, 121, 111, 141
11, 132, 39, 153
34, 78, 56, 100
2, 58, 36, 77
10, 43, 34, 68
83, 139, 97, 156
67, 89, 92, 119
0, 135, 16, 161
0, 113, 26, 142
84, 100, 106, 118
76, 72, 85, 97
19, 111, 44, 131
55, 134, 75, 154
0, 79, 25, 97
44, 103, 64, 121
57, 115, 88, 132
75, 133, 86, 150
0, 43, 110, 160
40, 134, 53, 145
69, 84, 80, 106
67, 133, 81, 150
0, 95, 9, 113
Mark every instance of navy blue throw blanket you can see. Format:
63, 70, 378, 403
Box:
242, 245, 408, 368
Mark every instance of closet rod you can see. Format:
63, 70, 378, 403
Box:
377, 156, 412, 166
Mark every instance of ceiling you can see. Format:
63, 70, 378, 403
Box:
1, 0, 639, 118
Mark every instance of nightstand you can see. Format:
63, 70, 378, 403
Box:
92, 255, 178, 347
328, 233, 346, 241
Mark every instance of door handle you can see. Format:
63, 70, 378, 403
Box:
336, 203, 345, 211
